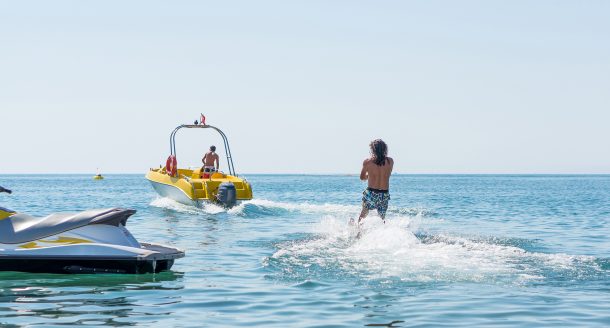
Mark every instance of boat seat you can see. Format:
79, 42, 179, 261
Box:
0, 208, 136, 244
211, 172, 226, 179
192, 168, 203, 179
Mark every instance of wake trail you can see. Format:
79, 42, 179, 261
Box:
268, 215, 605, 285
150, 197, 432, 218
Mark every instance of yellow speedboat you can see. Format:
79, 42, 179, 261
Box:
145, 122, 253, 208
93, 174, 104, 180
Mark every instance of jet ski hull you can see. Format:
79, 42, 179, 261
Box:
0, 243, 183, 274
0, 208, 185, 274
0, 257, 174, 274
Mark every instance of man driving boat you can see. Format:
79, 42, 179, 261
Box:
202, 145, 220, 175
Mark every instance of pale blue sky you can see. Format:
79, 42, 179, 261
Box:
1, 1, 609, 174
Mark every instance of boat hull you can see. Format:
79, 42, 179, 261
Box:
145, 169, 252, 208
149, 179, 197, 206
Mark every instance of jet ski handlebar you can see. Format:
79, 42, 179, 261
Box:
0, 186, 12, 194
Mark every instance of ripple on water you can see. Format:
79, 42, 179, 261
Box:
2, 175, 610, 327
0, 272, 184, 326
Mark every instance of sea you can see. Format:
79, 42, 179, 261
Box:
0, 174, 609, 327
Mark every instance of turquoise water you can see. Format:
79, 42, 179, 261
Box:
0, 174, 609, 327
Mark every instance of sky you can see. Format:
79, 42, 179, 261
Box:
1, 1, 609, 174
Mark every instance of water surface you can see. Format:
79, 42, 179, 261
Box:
0, 174, 609, 327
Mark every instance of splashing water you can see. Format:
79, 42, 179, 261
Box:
268, 215, 602, 286
150, 196, 603, 286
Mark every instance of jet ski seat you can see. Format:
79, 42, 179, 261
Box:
0, 208, 136, 244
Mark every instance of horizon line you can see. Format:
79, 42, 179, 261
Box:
1, 172, 610, 176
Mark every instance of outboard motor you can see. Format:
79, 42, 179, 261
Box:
216, 182, 237, 208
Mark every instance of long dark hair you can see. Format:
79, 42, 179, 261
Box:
370, 139, 388, 166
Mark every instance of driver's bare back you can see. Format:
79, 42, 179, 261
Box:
202, 145, 220, 173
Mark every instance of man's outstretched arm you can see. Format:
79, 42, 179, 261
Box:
360, 160, 368, 181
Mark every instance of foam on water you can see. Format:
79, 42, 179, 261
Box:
150, 196, 603, 285
229, 199, 360, 216
150, 197, 362, 217
150, 197, 430, 219
149, 197, 225, 214
268, 215, 602, 285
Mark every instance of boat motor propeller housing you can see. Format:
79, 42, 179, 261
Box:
217, 182, 237, 208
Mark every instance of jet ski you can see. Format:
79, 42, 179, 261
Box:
0, 186, 184, 274
145, 116, 253, 208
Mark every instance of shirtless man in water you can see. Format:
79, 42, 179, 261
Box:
358, 139, 393, 224
202, 145, 220, 174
